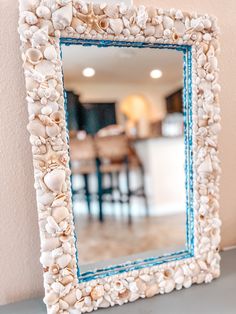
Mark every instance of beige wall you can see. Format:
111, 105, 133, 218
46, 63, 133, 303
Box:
0, 0, 235, 306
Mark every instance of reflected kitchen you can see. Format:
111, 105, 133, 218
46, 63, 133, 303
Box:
61, 44, 186, 269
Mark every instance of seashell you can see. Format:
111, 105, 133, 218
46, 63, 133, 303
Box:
25, 48, 43, 65
145, 284, 159, 298
130, 25, 140, 36
163, 16, 174, 30
46, 216, 60, 232
47, 101, 59, 112
31, 27, 49, 48
62, 289, 77, 305
183, 277, 192, 288
49, 263, 60, 275
113, 280, 124, 292
144, 24, 155, 36
119, 3, 127, 15
52, 206, 69, 223
58, 299, 69, 310
155, 24, 164, 38
163, 269, 174, 279
42, 237, 61, 251
71, 17, 86, 34
60, 275, 74, 286
136, 5, 148, 29
35, 60, 55, 77
129, 293, 139, 302
198, 155, 213, 173
36, 5, 51, 19
164, 279, 175, 293
44, 169, 66, 192
46, 123, 60, 137
135, 278, 146, 292
76, 289, 82, 300
40, 251, 54, 267
44, 45, 57, 61
52, 3, 73, 30
38, 19, 54, 35
50, 111, 63, 124
109, 19, 123, 35
175, 9, 184, 20
20, 0, 40, 11
174, 20, 185, 36
191, 18, 204, 32
41, 105, 53, 115
104, 4, 119, 18
27, 119, 46, 137
99, 18, 109, 31
56, 254, 72, 270
27, 101, 42, 116
23, 11, 38, 25
43, 291, 59, 306
118, 289, 130, 300
91, 285, 105, 300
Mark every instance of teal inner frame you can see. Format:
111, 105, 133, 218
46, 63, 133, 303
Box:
60, 38, 194, 283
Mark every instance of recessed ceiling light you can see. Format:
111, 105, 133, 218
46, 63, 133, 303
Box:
82, 67, 95, 77
150, 69, 162, 79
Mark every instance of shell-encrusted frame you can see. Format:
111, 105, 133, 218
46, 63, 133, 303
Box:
18, 1, 221, 313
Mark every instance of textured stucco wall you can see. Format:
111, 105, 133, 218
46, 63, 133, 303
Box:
0, 0, 235, 306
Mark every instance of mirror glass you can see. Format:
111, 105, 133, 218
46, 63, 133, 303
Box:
61, 42, 190, 278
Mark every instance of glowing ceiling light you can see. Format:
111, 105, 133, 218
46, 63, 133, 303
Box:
82, 67, 95, 77
150, 69, 163, 79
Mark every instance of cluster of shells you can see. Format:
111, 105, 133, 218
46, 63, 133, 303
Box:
18, 0, 221, 313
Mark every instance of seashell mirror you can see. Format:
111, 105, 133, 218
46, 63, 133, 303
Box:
18, 1, 221, 313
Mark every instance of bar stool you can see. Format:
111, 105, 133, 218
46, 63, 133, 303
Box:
69, 135, 96, 217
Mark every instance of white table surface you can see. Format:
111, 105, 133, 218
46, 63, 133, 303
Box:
1, 249, 236, 314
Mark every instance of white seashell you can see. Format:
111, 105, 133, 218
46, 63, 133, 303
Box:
27, 102, 42, 116
130, 25, 140, 36
43, 291, 59, 306
129, 293, 139, 302
155, 24, 164, 38
113, 280, 124, 292
109, 19, 123, 35
71, 17, 86, 34
47, 216, 60, 232
23, 11, 38, 25
174, 20, 185, 36
104, 4, 119, 18
164, 279, 175, 293
76, 289, 82, 300
38, 19, 54, 35
91, 285, 105, 300
27, 119, 46, 137
175, 9, 184, 20
36, 5, 51, 19
44, 45, 57, 61
136, 5, 148, 29
183, 277, 192, 288
37, 190, 54, 206
46, 123, 60, 137
52, 206, 69, 223
57, 254, 72, 268
144, 24, 155, 36
31, 27, 49, 48
52, 3, 73, 30
163, 16, 174, 30
119, 3, 127, 15
35, 60, 55, 77
62, 289, 77, 305
59, 299, 69, 310
191, 18, 204, 31
40, 251, 54, 267
42, 237, 61, 251
44, 169, 66, 193
198, 155, 213, 173
25, 48, 43, 65
41, 105, 53, 115
20, 0, 40, 11
47, 101, 59, 112
145, 284, 159, 297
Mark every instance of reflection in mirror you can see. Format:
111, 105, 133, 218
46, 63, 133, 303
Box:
61, 43, 187, 275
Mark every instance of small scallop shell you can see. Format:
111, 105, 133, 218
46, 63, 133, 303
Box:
52, 3, 73, 30
25, 48, 43, 65
35, 60, 56, 77
36, 5, 51, 19
44, 45, 57, 61
27, 119, 46, 137
109, 18, 123, 35
44, 169, 66, 192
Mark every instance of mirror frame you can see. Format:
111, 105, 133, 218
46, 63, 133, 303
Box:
18, 1, 221, 313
